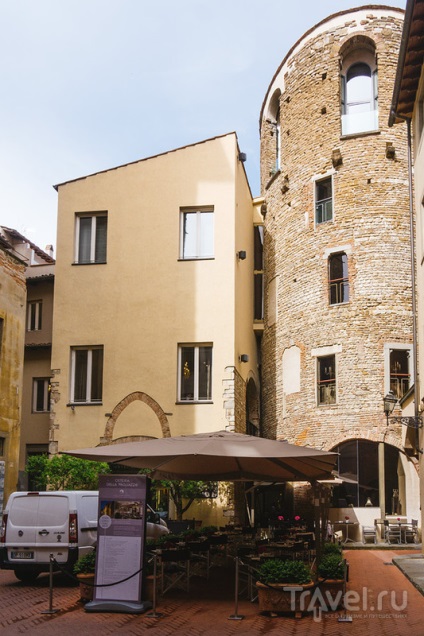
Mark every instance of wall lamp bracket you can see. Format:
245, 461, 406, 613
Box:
239, 354, 249, 363
237, 250, 247, 260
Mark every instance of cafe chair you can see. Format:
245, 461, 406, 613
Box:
160, 548, 191, 595
362, 522, 377, 544
403, 519, 419, 544
187, 540, 210, 579
383, 520, 401, 544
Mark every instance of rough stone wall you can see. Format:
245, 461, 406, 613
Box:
260, 8, 409, 453
223, 366, 246, 433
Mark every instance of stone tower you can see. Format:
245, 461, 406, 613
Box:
260, 6, 418, 521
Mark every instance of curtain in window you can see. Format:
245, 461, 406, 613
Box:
180, 347, 195, 400
95, 216, 107, 263
74, 349, 88, 401
91, 348, 103, 401
78, 218, 92, 263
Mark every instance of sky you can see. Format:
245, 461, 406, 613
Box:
0, 0, 405, 252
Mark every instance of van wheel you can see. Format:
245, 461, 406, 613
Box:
14, 570, 39, 583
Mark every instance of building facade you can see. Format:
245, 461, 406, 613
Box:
0, 234, 26, 510
260, 6, 419, 532
50, 133, 261, 524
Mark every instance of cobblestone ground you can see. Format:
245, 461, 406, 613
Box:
0, 550, 423, 635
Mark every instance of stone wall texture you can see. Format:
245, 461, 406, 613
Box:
260, 8, 410, 454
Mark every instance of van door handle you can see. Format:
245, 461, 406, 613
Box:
38, 529, 49, 536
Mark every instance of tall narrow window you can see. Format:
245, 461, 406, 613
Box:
254, 225, 264, 320
315, 177, 333, 224
32, 378, 51, 412
317, 354, 336, 405
71, 346, 103, 403
340, 40, 378, 135
390, 349, 410, 399
274, 107, 281, 172
180, 208, 214, 259
329, 252, 349, 304
76, 213, 107, 264
178, 344, 212, 402
27, 301, 42, 331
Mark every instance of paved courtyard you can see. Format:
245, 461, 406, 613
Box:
0, 549, 423, 635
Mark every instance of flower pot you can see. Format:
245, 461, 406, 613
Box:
76, 573, 95, 602
256, 580, 315, 615
317, 578, 344, 610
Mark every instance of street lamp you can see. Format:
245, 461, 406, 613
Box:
383, 391, 423, 433
383, 390, 398, 425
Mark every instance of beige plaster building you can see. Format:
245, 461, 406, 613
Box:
50, 133, 261, 522
260, 6, 419, 536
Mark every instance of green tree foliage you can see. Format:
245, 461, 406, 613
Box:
154, 479, 217, 521
26, 454, 109, 490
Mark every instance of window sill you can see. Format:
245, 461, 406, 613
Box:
329, 302, 349, 307
340, 129, 380, 140
72, 261, 107, 266
178, 257, 215, 262
176, 401, 213, 405
67, 402, 103, 407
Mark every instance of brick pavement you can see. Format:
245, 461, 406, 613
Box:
0, 549, 423, 635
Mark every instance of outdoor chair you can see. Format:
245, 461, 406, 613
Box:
159, 548, 191, 595
384, 519, 401, 544
362, 522, 377, 544
403, 519, 419, 544
187, 540, 210, 579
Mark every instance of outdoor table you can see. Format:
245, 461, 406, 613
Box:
333, 520, 359, 544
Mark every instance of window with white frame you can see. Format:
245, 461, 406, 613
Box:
315, 176, 333, 224
32, 378, 51, 412
340, 40, 378, 136
389, 349, 411, 400
75, 213, 108, 264
178, 344, 212, 402
27, 300, 42, 331
328, 252, 349, 304
180, 208, 214, 259
70, 346, 104, 404
317, 354, 336, 405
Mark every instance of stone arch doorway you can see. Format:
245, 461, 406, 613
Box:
246, 377, 260, 436
101, 391, 171, 443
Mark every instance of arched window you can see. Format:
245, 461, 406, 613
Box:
328, 252, 349, 304
340, 39, 378, 135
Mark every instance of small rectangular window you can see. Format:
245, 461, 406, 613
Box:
180, 208, 214, 259
70, 346, 104, 404
390, 349, 410, 400
329, 252, 349, 304
0, 437, 4, 456
315, 177, 333, 224
27, 301, 42, 331
75, 213, 107, 264
178, 344, 212, 402
317, 354, 336, 405
32, 378, 51, 412
254, 226, 264, 320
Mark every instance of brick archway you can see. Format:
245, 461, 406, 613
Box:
102, 391, 171, 442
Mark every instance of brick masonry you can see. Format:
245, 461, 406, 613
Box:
260, 8, 411, 454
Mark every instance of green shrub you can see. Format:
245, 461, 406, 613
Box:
73, 550, 96, 575
317, 554, 345, 580
256, 559, 311, 585
322, 542, 343, 556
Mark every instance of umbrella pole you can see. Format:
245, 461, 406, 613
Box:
228, 556, 244, 620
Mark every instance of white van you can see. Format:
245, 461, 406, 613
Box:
0, 491, 169, 582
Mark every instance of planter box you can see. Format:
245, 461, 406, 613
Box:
77, 573, 95, 603
256, 581, 315, 616
316, 578, 344, 610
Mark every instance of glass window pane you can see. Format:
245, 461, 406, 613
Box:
180, 347, 194, 400
346, 63, 372, 107
91, 348, 103, 401
182, 213, 197, 258
198, 346, 212, 400
74, 349, 88, 402
199, 212, 214, 257
95, 217, 107, 263
79, 218, 92, 263
35, 380, 45, 411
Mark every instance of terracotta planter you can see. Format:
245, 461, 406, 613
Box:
76, 573, 95, 602
316, 578, 344, 610
256, 580, 315, 615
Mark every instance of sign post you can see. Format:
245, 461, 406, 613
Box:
85, 474, 152, 613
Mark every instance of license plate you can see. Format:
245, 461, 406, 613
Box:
11, 551, 34, 560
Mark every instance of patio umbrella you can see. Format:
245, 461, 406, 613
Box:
64, 430, 337, 482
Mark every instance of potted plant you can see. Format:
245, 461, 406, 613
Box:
73, 549, 96, 602
316, 552, 346, 610
255, 559, 314, 615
